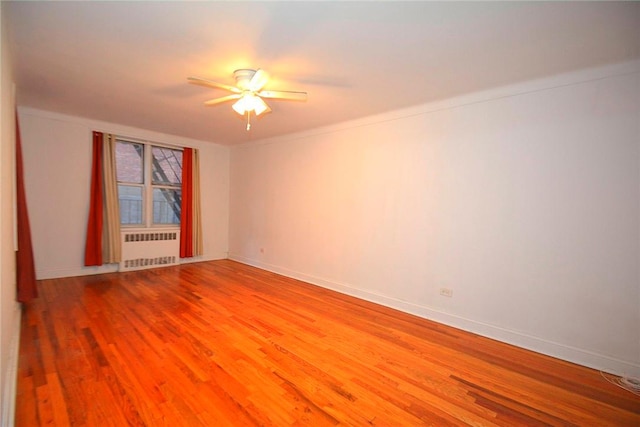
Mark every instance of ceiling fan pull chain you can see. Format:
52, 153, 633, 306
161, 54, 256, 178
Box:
246, 111, 251, 131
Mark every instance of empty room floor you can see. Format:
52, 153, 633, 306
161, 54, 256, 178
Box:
15, 260, 640, 426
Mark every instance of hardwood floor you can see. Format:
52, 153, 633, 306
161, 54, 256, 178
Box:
16, 260, 639, 426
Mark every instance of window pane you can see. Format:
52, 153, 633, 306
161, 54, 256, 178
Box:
152, 147, 182, 186
118, 185, 143, 224
116, 141, 143, 184
153, 188, 181, 224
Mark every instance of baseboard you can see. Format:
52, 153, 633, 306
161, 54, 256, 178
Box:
36, 264, 119, 280
2, 305, 22, 427
229, 254, 640, 377
179, 252, 228, 265
35, 252, 229, 279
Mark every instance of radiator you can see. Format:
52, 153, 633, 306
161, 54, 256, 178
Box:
119, 230, 180, 271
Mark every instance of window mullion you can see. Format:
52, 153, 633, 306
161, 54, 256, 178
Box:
145, 144, 153, 228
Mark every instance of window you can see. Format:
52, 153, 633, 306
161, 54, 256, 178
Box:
116, 140, 183, 227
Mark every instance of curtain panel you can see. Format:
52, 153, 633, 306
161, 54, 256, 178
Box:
16, 113, 38, 303
84, 131, 121, 266
102, 134, 121, 263
84, 132, 104, 266
180, 148, 203, 258
192, 149, 203, 255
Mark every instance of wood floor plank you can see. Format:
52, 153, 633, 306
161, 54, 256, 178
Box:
15, 260, 640, 426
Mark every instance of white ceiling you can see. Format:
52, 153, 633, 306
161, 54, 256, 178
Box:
5, 1, 640, 145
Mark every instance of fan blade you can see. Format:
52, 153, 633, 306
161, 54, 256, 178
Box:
204, 94, 242, 106
258, 90, 308, 101
188, 77, 240, 93
248, 69, 269, 92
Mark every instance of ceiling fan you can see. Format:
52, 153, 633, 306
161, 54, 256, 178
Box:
188, 69, 308, 131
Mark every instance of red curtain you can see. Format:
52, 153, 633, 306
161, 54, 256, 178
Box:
180, 147, 193, 258
15, 113, 37, 303
84, 131, 104, 266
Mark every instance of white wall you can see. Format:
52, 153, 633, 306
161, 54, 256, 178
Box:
229, 62, 640, 376
0, 3, 21, 424
18, 108, 230, 279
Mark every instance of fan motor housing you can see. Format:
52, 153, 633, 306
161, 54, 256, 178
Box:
234, 69, 257, 90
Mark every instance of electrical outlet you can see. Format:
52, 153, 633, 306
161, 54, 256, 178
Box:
439, 288, 453, 298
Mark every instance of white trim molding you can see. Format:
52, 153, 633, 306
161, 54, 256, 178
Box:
2, 305, 21, 427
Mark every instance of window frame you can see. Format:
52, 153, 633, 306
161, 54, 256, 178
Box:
116, 138, 184, 229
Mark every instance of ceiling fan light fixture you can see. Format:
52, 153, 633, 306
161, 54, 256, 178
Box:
188, 68, 306, 131
232, 94, 269, 116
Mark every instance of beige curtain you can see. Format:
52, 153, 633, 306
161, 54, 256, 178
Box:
102, 133, 121, 263
192, 148, 203, 256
